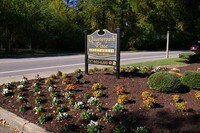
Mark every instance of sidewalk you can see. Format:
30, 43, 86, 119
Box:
0, 107, 49, 133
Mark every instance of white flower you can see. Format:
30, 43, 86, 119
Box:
89, 120, 98, 126
57, 112, 69, 120
87, 97, 98, 105
2, 88, 9, 95
17, 85, 25, 89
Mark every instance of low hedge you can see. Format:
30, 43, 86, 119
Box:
147, 72, 182, 93
181, 71, 200, 90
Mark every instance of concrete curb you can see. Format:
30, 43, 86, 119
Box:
0, 107, 49, 133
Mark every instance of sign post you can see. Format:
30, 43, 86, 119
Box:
85, 28, 120, 78
116, 27, 121, 79
84, 30, 88, 75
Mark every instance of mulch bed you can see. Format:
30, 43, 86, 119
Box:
0, 63, 200, 133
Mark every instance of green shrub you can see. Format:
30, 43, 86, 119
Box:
179, 53, 194, 60
181, 71, 200, 90
147, 72, 182, 93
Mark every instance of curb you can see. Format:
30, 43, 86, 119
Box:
0, 107, 49, 133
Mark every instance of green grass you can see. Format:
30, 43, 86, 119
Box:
123, 58, 187, 67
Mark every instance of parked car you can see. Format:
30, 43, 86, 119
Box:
190, 45, 199, 52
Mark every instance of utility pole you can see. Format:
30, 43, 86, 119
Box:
166, 25, 169, 58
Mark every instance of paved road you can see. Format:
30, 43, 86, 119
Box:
0, 51, 185, 78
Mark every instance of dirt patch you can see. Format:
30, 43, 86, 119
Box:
0, 63, 200, 133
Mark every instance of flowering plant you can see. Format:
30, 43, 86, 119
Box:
52, 97, 59, 105
93, 90, 104, 98
56, 105, 65, 113
141, 91, 153, 100
74, 101, 84, 110
56, 112, 69, 121
195, 91, 200, 100
112, 103, 124, 112
92, 83, 103, 90
2, 88, 12, 96
86, 120, 101, 133
62, 78, 71, 85
17, 84, 25, 91
38, 115, 47, 124
81, 110, 92, 120
103, 112, 113, 123
19, 103, 27, 112
117, 94, 129, 104
143, 97, 156, 109
65, 91, 74, 99
47, 86, 55, 92
175, 101, 188, 111
115, 86, 124, 95
20, 77, 29, 85
172, 95, 181, 103
87, 97, 98, 105
34, 106, 44, 114
17, 94, 26, 102
65, 84, 77, 91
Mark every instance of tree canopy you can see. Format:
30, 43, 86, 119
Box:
0, 0, 199, 52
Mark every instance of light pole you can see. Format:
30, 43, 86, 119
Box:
166, 25, 169, 58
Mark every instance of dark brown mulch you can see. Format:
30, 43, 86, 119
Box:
0, 63, 200, 133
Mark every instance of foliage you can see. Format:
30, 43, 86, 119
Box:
83, 93, 90, 100
0, 0, 200, 52
172, 95, 181, 103
2, 88, 12, 96
96, 103, 103, 112
56, 105, 65, 113
175, 101, 188, 112
81, 110, 92, 120
56, 112, 69, 121
35, 96, 42, 104
87, 97, 98, 105
74, 101, 84, 110
68, 99, 76, 106
56, 71, 62, 77
19, 103, 28, 112
62, 78, 71, 85
86, 120, 101, 133
93, 90, 104, 98
45, 78, 54, 85
103, 112, 113, 123
62, 73, 68, 79
181, 71, 200, 90
195, 91, 200, 100
17, 94, 26, 102
92, 83, 103, 90
65, 91, 74, 99
179, 53, 194, 61
141, 91, 153, 100
38, 115, 48, 124
115, 86, 124, 95
34, 106, 44, 114
148, 72, 182, 93
114, 124, 127, 133
65, 84, 77, 91
112, 103, 124, 112
74, 69, 81, 75
52, 97, 59, 105
117, 94, 129, 104
135, 126, 150, 133
62, 122, 75, 132
143, 97, 156, 109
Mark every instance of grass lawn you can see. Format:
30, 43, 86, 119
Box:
123, 58, 187, 67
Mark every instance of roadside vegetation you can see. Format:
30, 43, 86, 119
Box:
0, 0, 200, 53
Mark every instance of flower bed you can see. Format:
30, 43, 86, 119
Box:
0, 63, 200, 133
